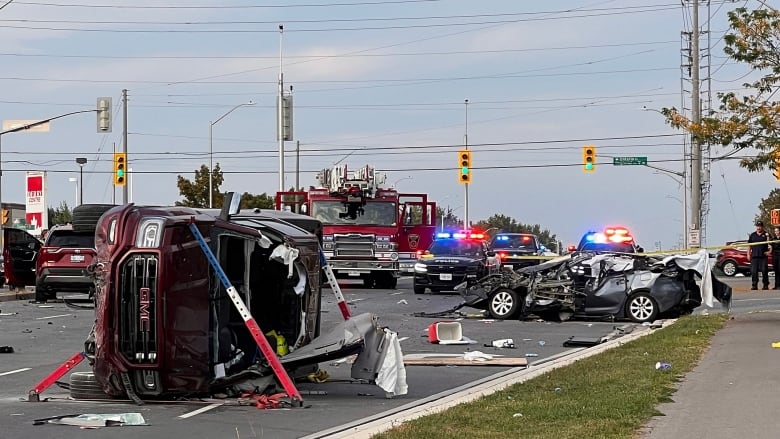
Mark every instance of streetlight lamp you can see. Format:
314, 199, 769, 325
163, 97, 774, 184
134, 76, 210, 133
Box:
392, 176, 412, 189
209, 101, 255, 208
75, 157, 87, 206
68, 177, 78, 208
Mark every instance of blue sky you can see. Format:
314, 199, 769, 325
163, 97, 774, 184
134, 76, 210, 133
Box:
0, 0, 770, 249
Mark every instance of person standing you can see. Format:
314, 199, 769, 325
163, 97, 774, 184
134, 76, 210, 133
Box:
773, 226, 780, 290
748, 220, 770, 290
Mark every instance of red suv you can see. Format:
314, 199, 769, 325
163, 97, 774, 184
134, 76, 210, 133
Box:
715, 241, 773, 277
34, 225, 97, 301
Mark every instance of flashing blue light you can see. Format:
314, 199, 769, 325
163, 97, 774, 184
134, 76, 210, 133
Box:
436, 232, 452, 239
496, 235, 510, 241
585, 234, 596, 242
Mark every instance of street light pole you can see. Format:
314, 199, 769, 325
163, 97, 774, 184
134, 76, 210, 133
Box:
209, 101, 255, 208
76, 157, 86, 206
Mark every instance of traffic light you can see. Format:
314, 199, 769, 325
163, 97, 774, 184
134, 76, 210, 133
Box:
1, 209, 7, 225
459, 149, 472, 184
97, 97, 112, 133
582, 145, 596, 172
113, 152, 127, 186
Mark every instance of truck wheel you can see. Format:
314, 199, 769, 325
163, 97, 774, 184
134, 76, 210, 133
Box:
362, 277, 375, 288
72, 204, 116, 233
70, 371, 112, 400
413, 282, 426, 294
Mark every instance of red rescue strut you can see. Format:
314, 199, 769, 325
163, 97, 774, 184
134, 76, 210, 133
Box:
28, 352, 86, 402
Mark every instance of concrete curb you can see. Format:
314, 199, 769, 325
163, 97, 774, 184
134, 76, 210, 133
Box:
305, 319, 676, 439
0, 290, 35, 303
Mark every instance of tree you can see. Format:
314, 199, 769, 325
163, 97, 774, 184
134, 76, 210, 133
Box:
435, 206, 462, 230
176, 163, 224, 208
473, 214, 558, 250
756, 188, 780, 227
239, 192, 275, 210
48, 201, 72, 226
662, 7, 780, 172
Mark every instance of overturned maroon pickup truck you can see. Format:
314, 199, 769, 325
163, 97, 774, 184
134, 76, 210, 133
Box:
84, 200, 401, 400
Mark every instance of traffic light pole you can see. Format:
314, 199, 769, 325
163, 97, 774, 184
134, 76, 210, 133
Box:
463, 99, 469, 229
122, 89, 128, 205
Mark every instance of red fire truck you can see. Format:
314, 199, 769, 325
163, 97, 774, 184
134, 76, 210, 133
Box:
276, 164, 437, 289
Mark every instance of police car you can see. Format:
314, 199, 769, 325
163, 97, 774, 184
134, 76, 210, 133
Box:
413, 230, 501, 294
488, 233, 542, 270
574, 226, 644, 254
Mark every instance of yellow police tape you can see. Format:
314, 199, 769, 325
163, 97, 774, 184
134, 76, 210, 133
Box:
499, 239, 780, 260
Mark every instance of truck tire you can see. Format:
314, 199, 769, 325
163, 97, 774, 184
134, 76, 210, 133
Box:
374, 272, 398, 289
72, 204, 116, 233
70, 371, 112, 400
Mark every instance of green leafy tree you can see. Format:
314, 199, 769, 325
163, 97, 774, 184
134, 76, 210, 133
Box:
176, 164, 224, 208
662, 7, 780, 172
239, 192, 275, 210
474, 214, 558, 250
436, 206, 462, 230
757, 188, 780, 227
48, 200, 72, 226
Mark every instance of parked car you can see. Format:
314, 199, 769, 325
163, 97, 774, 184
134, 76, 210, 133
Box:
715, 240, 773, 276
458, 251, 731, 321
84, 197, 394, 400
34, 224, 97, 302
487, 232, 542, 270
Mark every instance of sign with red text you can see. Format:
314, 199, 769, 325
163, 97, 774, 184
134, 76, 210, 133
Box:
25, 171, 48, 233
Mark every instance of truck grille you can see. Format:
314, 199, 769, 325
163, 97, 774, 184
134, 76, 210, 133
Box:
118, 254, 159, 364
334, 233, 375, 257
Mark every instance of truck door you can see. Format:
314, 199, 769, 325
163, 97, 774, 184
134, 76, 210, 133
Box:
398, 195, 436, 258
3, 227, 41, 288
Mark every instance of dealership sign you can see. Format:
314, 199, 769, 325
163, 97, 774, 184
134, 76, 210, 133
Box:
25, 171, 48, 232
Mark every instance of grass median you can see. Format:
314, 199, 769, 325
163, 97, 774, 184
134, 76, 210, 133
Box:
374, 314, 728, 439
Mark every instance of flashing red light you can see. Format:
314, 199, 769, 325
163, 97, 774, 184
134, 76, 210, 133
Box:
522, 236, 531, 242
416, 250, 423, 258
498, 252, 507, 260
469, 233, 484, 239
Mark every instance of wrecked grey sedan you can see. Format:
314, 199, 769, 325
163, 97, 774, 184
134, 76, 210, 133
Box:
459, 250, 731, 322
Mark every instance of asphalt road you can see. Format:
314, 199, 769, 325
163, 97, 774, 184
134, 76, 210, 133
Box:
0, 275, 753, 439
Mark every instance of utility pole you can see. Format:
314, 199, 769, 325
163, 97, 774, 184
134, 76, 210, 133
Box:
112, 142, 116, 204
122, 89, 129, 205
278, 25, 285, 193
295, 140, 300, 190
690, 0, 701, 246
463, 99, 469, 230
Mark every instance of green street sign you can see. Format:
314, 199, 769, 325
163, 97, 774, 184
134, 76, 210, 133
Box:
612, 156, 647, 166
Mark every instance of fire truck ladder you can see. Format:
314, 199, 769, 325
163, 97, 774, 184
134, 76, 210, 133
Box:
319, 248, 352, 321
188, 220, 304, 406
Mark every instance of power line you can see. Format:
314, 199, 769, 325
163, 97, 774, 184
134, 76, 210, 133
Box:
0, 6, 692, 33
0, 40, 681, 61
11, 0, 443, 9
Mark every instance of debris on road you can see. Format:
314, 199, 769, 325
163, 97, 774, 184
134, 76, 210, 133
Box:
0, 346, 14, 353
33, 413, 147, 428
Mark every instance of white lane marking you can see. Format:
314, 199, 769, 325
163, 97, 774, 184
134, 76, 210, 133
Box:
178, 403, 221, 419
35, 314, 72, 320
0, 368, 31, 377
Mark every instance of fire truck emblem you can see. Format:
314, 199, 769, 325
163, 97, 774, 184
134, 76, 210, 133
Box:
408, 234, 420, 249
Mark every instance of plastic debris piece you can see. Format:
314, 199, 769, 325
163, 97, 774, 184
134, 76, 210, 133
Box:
357, 393, 374, 397
524, 353, 539, 358
22, 329, 32, 333
513, 413, 523, 418
463, 351, 495, 362
0, 346, 13, 353
538, 340, 546, 346
397, 299, 408, 305
487, 338, 515, 349
772, 342, 780, 349
36, 413, 147, 428
655, 362, 672, 370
